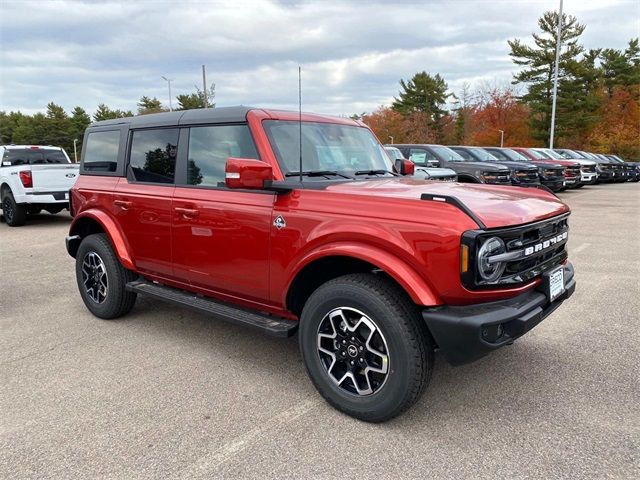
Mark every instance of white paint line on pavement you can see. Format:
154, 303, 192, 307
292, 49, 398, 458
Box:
180, 399, 321, 478
572, 243, 591, 254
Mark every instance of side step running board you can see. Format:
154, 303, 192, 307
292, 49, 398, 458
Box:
126, 279, 298, 337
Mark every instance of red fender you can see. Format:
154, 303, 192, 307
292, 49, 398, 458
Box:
70, 209, 135, 270
285, 242, 442, 307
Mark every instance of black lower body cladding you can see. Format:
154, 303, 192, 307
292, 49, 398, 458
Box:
422, 262, 575, 366
540, 178, 564, 192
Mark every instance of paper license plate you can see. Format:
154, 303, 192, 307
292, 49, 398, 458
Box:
548, 267, 565, 302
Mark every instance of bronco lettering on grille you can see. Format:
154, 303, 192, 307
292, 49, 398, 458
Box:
524, 231, 568, 256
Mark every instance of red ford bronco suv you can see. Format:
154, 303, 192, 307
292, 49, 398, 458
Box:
66, 107, 575, 422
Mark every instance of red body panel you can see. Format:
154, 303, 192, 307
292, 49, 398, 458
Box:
70, 110, 572, 318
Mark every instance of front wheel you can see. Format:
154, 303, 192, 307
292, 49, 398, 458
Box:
75, 233, 138, 319
299, 273, 433, 422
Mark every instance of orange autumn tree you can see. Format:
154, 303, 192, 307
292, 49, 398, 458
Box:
466, 87, 537, 147
362, 107, 439, 144
586, 86, 640, 160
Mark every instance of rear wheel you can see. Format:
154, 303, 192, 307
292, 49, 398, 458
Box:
75, 233, 137, 319
1, 191, 27, 227
299, 273, 433, 422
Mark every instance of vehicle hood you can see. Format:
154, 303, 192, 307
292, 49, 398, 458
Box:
535, 159, 580, 167
324, 178, 569, 228
450, 161, 509, 172
495, 161, 538, 171
571, 159, 596, 166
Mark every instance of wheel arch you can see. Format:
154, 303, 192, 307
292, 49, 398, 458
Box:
68, 210, 135, 270
1, 182, 12, 197
285, 247, 442, 317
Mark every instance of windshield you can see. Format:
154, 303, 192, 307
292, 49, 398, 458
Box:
2, 148, 70, 166
525, 149, 548, 160
264, 120, 391, 175
384, 147, 404, 161
558, 149, 582, 159
468, 147, 499, 161
501, 148, 530, 161
539, 148, 564, 160
430, 145, 464, 161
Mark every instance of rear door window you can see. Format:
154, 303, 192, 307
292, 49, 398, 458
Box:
129, 128, 179, 184
83, 130, 121, 172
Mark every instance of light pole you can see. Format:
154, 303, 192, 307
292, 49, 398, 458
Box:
549, 0, 563, 148
498, 130, 504, 148
388, 136, 394, 144
161, 76, 174, 111
73, 138, 78, 163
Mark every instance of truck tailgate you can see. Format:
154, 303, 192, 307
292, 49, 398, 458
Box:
29, 164, 80, 192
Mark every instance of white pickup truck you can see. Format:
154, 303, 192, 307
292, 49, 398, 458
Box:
1, 145, 79, 226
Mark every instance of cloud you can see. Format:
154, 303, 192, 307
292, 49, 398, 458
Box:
0, 0, 637, 116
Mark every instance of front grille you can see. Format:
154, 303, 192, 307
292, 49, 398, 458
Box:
564, 166, 581, 178
488, 173, 511, 184
515, 169, 539, 182
581, 165, 596, 173
543, 168, 563, 179
461, 214, 570, 289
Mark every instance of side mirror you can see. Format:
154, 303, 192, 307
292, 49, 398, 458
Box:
225, 158, 273, 189
395, 158, 415, 176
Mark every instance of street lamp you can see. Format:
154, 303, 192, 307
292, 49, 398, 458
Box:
498, 130, 504, 148
161, 76, 174, 111
388, 136, 394, 144
73, 139, 78, 163
549, 0, 564, 148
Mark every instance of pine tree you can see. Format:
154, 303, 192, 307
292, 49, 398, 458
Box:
137, 96, 165, 115
392, 71, 450, 141
93, 104, 133, 121
509, 11, 586, 145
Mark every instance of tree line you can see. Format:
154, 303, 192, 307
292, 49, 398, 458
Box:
0, 85, 215, 160
362, 11, 639, 160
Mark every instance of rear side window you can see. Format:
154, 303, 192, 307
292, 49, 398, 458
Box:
129, 129, 179, 184
84, 130, 120, 172
2, 148, 69, 166
187, 125, 258, 187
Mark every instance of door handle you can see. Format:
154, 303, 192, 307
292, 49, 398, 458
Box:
114, 200, 133, 209
175, 207, 199, 218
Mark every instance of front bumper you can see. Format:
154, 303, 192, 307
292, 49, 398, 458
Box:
422, 262, 575, 366
540, 178, 564, 191
580, 172, 597, 183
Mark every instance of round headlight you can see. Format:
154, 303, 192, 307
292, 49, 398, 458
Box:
477, 236, 506, 282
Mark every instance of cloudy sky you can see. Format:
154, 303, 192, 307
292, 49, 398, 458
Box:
1, 0, 638, 117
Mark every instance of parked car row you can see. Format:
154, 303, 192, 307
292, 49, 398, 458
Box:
384, 143, 639, 191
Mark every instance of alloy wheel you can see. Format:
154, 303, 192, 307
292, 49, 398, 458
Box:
3, 198, 14, 223
81, 251, 108, 304
316, 307, 390, 396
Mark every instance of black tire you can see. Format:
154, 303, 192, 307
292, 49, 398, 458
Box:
1, 191, 27, 227
75, 233, 137, 319
299, 273, 433, 422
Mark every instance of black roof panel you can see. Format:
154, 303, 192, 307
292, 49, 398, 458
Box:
89, 106, 254, 129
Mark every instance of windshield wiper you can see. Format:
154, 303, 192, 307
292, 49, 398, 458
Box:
285, 170, 353, 179
354, 169, 398, 176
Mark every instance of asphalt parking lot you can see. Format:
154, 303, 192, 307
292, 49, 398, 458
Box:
1, 182, 638, 479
